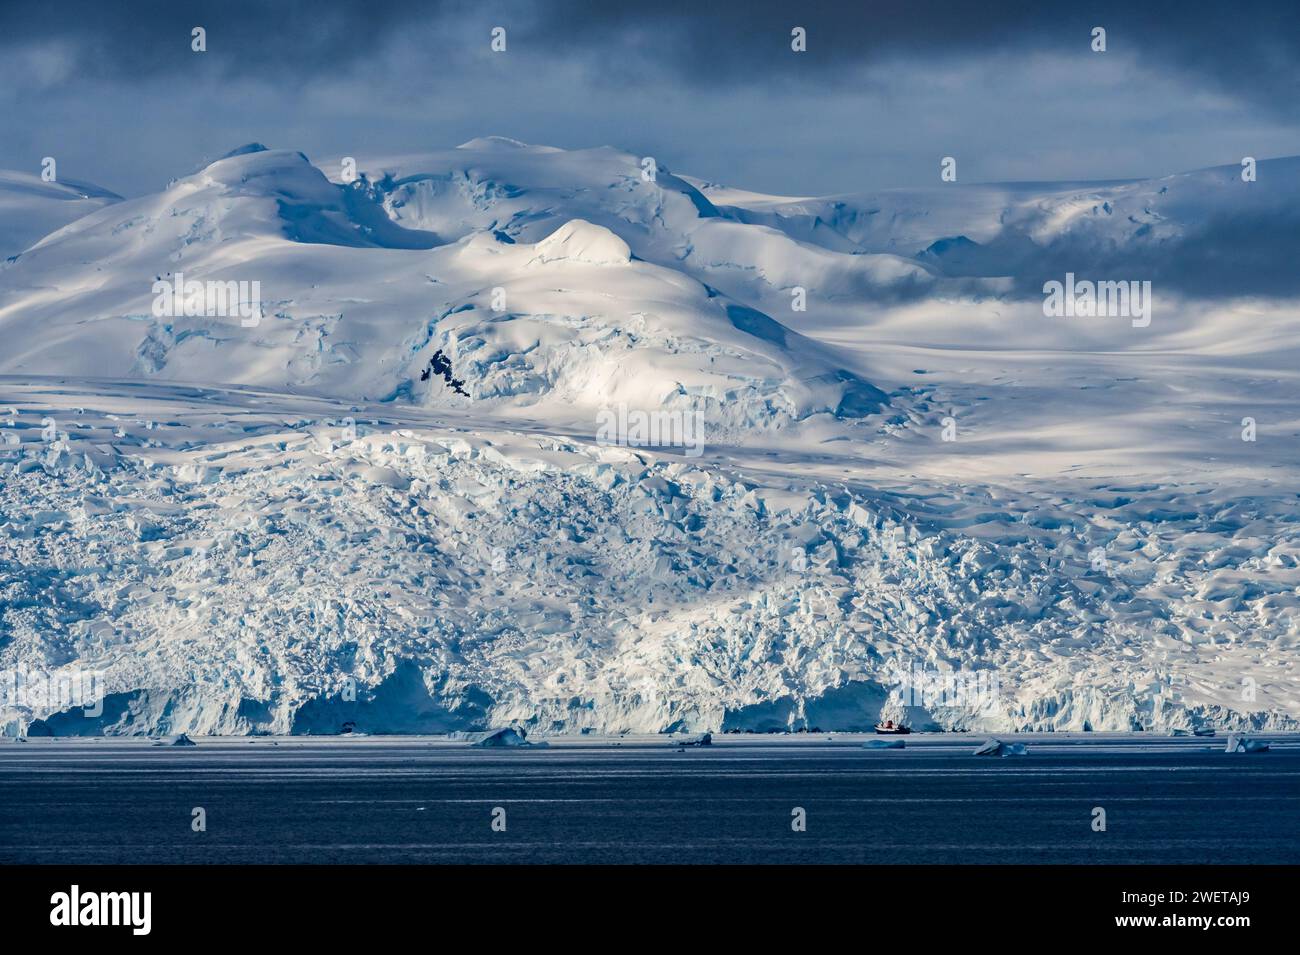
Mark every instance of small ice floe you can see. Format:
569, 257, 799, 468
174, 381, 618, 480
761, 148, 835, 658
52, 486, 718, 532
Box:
1193, 727, 1216, 738
864, 738, 905, 750
468, 726, 546, 748
1224, 735, 1269, 754
973, 738, 1027, 757
675, 732, 712, 747
153, 733, 197, 746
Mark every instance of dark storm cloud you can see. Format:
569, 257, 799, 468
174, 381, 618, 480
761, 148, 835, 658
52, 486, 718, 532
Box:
4, 0, 1298, 111
3, 1, 1298, 198
0, 0, 461, 80
527, 0, 1300, 112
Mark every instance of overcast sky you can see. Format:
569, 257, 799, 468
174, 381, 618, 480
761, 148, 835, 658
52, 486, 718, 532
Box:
2, 0, 1298, 197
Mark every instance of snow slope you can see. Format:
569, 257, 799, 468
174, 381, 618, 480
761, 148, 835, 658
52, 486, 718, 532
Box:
697, 157, 1300, 298
0, 145, 882, 432
1, 141, 1298, 737
0, 170, 120, 260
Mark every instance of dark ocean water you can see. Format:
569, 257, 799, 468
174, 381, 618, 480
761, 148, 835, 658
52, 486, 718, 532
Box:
2, 736, 1297, 864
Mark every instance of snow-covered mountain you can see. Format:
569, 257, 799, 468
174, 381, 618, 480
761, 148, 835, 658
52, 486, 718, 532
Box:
697, 157, 1300, 297
0, 144, 883, 431
2, 140, 1298, 737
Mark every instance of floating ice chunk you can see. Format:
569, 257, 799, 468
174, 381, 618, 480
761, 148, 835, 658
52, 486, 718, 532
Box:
1224, 735, 1269, 754
676, 732, 712, 747
154, 733, 197, 746
469, 726, 545, 748
973, 738, 1027, 756
864, 738, 905, 749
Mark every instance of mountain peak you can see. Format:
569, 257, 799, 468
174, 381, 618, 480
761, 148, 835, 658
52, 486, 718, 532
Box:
530, 218, 631, 266
456, 136, 559, 153
219, 143, 270, 160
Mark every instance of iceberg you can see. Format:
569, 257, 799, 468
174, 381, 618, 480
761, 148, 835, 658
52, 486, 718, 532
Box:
1224, 735, 1269, 754
973, 739, 1027, 757
468, 726, 545, 748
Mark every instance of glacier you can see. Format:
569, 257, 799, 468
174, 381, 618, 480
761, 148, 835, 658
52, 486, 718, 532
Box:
1, 139, 1297, 737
